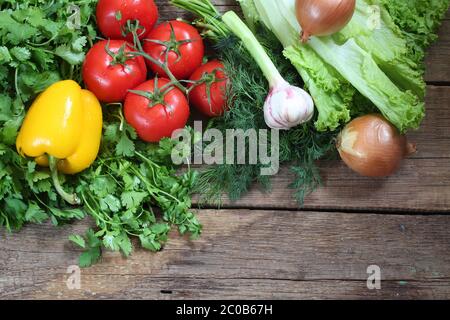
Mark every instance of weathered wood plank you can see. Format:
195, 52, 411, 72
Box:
208, 158, 450, 212
1, 210, 449, 299
193, 86, 450, 212
425, 20, 450, 83
425, 11, 450, 83
5, 277, 449, 300
409, 86, 450, 159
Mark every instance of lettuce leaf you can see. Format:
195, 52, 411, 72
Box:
308, 37, 424, 132
336, 0, 426, 98
284, 45, 353, 132
380, 0, 450, 65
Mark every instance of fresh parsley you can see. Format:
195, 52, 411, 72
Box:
0, 0, 202, 267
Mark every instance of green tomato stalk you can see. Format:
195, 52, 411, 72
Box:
222, 11, 314, 130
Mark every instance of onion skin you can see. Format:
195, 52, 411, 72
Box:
296, 0, 356, 42
337, 114, 416, 177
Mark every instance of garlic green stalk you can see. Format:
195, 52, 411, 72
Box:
222, 11, 314, 130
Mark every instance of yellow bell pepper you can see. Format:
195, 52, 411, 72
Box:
16, 80, 103, 205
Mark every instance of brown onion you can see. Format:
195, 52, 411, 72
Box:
336, 114, 416, 177
296, 0, 356, 42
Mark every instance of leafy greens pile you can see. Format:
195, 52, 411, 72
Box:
246, 0, 425, 133
0, 0, 201, 267
244, 0, 449, 133
172, 0, 337, 204
172, 0, 449, 205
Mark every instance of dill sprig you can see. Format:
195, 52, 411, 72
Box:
195, 30, 338, 206
171, 0, 338, 206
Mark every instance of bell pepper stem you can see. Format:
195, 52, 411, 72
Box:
48, 156, 81, 205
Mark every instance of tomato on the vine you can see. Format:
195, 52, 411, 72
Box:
189, 60, 229, 117
124, 78, 190, 143
82, 40, 147, 103
143, 20, 205, 80
96, 0, 159, 42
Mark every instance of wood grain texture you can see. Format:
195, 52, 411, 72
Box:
1, 210, 450, 299
206, 158, 450, 212
425, 13, 450, 83
1, 1, 449, 301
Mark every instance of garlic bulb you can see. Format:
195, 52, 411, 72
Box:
264, 80, 314, 129
222, 11, 315, 130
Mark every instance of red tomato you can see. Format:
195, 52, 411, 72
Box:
124, 78, 190, 143
82, 40, 147, 103
96, 0, 159, 42
189, 61, 229, 117
143, 20, 204, 80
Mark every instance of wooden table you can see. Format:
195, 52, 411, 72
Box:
1, 1, 449, 300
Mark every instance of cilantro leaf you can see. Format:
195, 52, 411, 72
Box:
99, 195, 122, 213
75, 229, 102, 268
115, 123, 137, 157
121, 191, 147, 210
0, 46, 12, 64
25, 203, 48, 224
116, 133, 135, 157
69, 235, 86, 249
102, 232, 120, 251
55, 45, 85, 65
151, 223, 171, 235
10, 47, 31, 62
139, 233, 162, 252
49, 207, 85, 223
117, 233, 132, 256
86, 228, 102, 248
79, 247, 101, 268
90, 177, 117, 198
72, 37, 87, 52
0, 12, 37, 44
